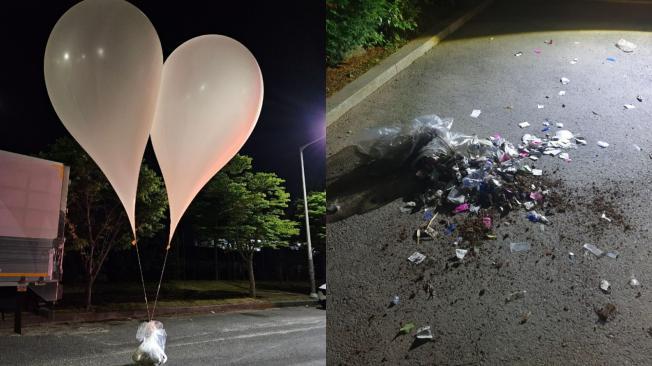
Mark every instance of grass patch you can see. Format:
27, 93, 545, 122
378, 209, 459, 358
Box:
56, 280, 312, 312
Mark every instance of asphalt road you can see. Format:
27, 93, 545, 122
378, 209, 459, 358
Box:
0, 307, 325, 366
327, 0, 652, 365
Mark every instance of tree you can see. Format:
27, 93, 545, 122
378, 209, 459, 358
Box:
295, 191, 326, 252
40, 137, 167, 310
190, 155, 298, 297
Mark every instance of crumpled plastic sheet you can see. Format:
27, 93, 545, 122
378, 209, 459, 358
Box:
355, 115, 453, 168
133, 320, 168, 365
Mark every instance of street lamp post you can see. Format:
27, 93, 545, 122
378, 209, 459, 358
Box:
300, 136, 324, 299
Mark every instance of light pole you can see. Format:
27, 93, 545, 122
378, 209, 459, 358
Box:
300, 136, 324, 299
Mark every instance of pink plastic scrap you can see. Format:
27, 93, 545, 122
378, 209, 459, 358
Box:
534, 48, 541, 54
453, 203, 470, 213
530, 192, 544, 201
482, 216, 492, 229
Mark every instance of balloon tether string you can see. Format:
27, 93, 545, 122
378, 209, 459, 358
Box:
133, 237, 151, 321
151, 242, 171, 319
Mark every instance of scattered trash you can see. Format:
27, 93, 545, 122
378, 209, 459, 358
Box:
415, 326, 433, 340
597, 141, 609, 148
132, 321, 168, 366
527, 210, 549, 224
600, 280, 611, 293
624, 104, 636, 110
455, 248, 468, 260
470, 109, 482, 118
606, 57, 616, 62
534, 48, 541, 54
570, 58, 578, 64
637, 95, 643, 102
453, 203, 470, 214
510, 242, 530, 253
568, 252, 576, 261
408, 252, 426, 264
596, 303, 616, 322
633, 144, 642, 151
616, 39, 636, 53
523, 201, 535, 210
629, 277, 641, 287
482, 216, 492, 229
600, 212, 612, 222
560, 77, 570, 84
558, 91, 566, 96
519, 311, 532, 324
399, 323, 415, 334
606, 251, 619, 259
400, 201, 416, 213
391, 295, 400, 306
556, 122, 564, 128
518, 121, 531, 128
506, 290, 527, 302
514, 51, 523, 57
444, 223, 457, 236
583, 243, 604, 257
537, 104, 544, 109
558, 152, 570, 161
529, 192, 543, 201
532, 169, 542, 176
544, 39, 553, 45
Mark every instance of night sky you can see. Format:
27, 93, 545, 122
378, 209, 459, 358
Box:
0, 1, 325, 199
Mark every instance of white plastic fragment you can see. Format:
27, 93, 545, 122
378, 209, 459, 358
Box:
543, 149, 561, 156
597, 141, 609, 148
569, 58, 578, 64
510, 242, 530, 253
400, 201, 416, 213
606, 251, 619, 259
537, 104, 544, 109
455, 248, 468, 260
560, 77, 570, 84
634, 144, 642, 151
523, 201, 535, 210
568, 252, 576, 261
408, 252, 426, 264
506, 290, 527, 302
514, 51, 523, 56
532, 169, 542, 176
629, 277, 640, 287
600, 280, 611, 293
624, 104, 636, 110
575, 137, 587, 145
391, 295, 400, 306
583, 243, 604, 257
556, 122, 564, 128
558, 90, 566, 96
519, 121, 530, 128
616, 39, 636, 53
600, 212, 612, 222
558, 152, 570, 161
529, 155, 539, 161
470, 109, 482, 118
415, 326, 433, 339
542, 121, 550, 126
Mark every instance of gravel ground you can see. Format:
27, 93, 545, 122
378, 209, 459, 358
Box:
327, 0, 652, 364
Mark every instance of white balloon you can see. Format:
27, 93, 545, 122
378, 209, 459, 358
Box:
44, 0, 163, 236
151, 35, 263, 245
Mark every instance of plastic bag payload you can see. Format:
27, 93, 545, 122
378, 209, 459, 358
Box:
132, 320, 168, 365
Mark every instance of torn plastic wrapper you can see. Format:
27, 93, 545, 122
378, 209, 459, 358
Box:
510, 242, 530, 253
616, 39, 636, 53
415, 326, 433, 339
408, 252, 426, 264
583, 243, 604, 257
133, 321, 168, 366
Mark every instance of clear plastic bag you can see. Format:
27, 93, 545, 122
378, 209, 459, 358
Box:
355, 115, 454, 167
132, 320, 168, 365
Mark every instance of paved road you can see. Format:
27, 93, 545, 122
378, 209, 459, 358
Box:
0, 307, 325, 366
327, 0, 652, 365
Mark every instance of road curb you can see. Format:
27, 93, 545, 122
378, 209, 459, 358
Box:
1, 299, 319, 328
326, 0, 493, 128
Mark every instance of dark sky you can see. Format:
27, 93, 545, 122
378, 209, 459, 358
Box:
0, 1, 325, 199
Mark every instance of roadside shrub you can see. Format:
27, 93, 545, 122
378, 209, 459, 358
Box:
326, 0, 422, 66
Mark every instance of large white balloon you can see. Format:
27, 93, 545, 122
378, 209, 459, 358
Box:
44, 0, 162, 236
151, 35, 264, 245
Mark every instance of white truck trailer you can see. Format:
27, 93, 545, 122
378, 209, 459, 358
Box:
0, 150, 69, 333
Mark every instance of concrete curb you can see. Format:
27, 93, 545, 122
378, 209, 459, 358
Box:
1, 299, 319, 328
326, 0, 493, 128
